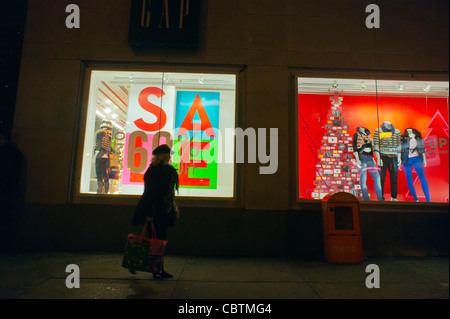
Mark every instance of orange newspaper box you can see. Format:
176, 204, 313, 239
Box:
321, 192, 363, 264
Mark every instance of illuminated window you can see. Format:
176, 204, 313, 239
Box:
80, 71, 236, 197
298, 78, 449, 203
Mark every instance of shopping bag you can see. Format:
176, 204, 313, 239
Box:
122, 220, 167, 273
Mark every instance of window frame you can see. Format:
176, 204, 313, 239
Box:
290, 68, 449, 212
70, 62, 245, 207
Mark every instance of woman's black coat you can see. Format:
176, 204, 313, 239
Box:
132, 163, 179, 232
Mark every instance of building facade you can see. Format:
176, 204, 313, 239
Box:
10, 0, 449, 256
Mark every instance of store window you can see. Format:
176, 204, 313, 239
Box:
298, 77, 449, 203
80, 70, 236, 197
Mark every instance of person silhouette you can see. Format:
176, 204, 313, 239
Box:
132, 144, 179, 279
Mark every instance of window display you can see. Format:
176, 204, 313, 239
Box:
80, 71, 236, 197
298, 78, 449, 203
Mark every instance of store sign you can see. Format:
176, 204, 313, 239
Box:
122, 86, 221, 191
174, 91, 220, 189
128, 0, 202, 49
122, 84, 176, 186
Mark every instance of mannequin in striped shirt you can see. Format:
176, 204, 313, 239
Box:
94, 119, 113, 194
373, 121, 401, 201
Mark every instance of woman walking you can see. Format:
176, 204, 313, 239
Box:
132, 144, 180, 278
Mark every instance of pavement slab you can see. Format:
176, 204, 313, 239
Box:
0, 252, 448, 300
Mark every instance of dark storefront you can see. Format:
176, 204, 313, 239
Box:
7, 0, 449, 257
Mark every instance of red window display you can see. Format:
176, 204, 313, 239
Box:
298, 78, 449, 203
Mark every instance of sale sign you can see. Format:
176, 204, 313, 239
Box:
122, 85, 175, 185
122, 87, 221, 190
126, 84, 176, 133
173, 91, 220, 189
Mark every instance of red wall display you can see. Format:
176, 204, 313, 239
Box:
298, 92, 449, 202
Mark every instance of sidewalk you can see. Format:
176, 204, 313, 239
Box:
0, 252, 448, 299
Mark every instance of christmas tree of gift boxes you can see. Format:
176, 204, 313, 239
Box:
312, 92, 362, 200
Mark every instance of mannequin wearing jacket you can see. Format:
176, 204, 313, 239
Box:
401, 128, 430, 202
352, 127, 383, 201
94, 118, 112, 194
373, 121, 401, 201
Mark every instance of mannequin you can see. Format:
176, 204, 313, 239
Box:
401, 128, 430, 202
352, 127, 383, 201
373, 121, 401, 201
94, 118, 112, 194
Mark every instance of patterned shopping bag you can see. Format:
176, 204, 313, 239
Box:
122, 220, 167, 273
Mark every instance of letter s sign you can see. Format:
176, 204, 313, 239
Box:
135, 87, 167, 132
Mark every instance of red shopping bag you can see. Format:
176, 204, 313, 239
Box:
122, 220, 167, 273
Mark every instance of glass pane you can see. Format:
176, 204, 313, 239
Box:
80, 70, 236, 197
297, 78, 378, 200
375, 80, 449, 203
298, 77, 449, 203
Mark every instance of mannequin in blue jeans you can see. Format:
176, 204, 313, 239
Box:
357, 155, 383, 201
353, 127, 383, 201
401, 128, 430, 202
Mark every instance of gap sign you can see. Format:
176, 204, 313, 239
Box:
128, 0, 202, 49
